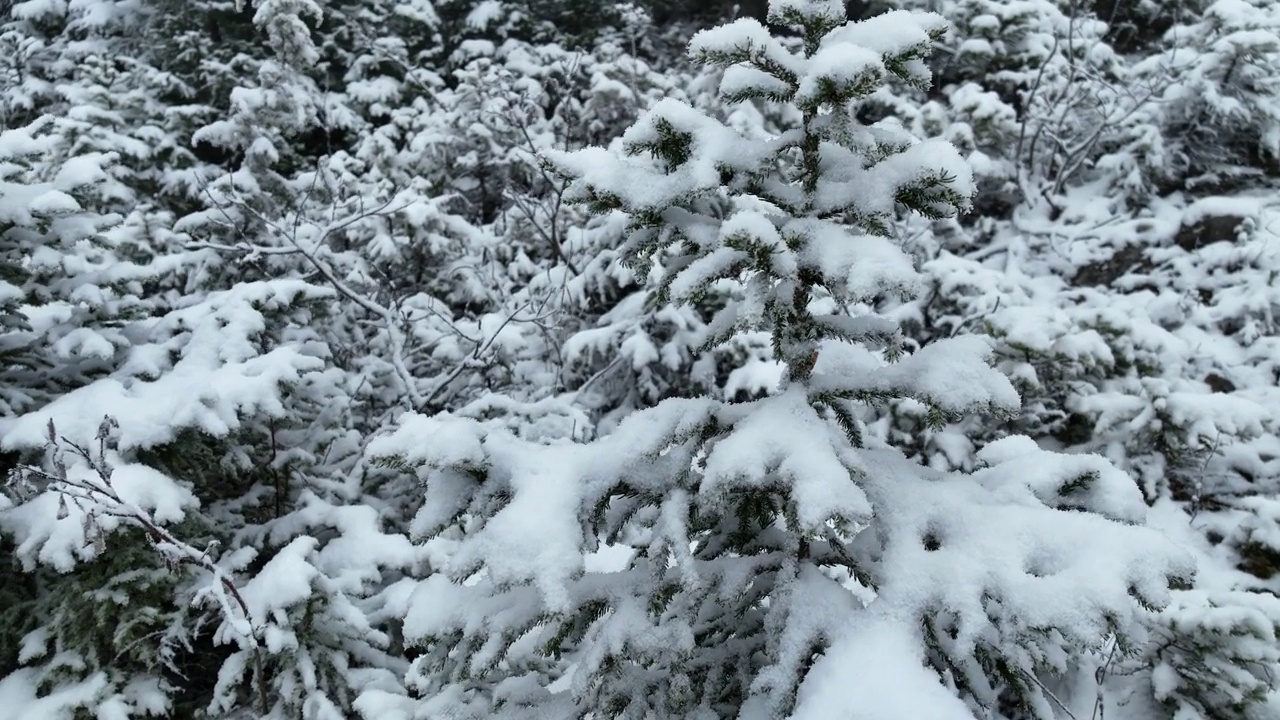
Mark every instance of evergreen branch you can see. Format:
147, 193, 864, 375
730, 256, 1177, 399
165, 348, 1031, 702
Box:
8, 417, 271, 714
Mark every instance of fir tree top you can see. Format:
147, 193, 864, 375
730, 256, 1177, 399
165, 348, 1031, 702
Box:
550, 2, 980, 393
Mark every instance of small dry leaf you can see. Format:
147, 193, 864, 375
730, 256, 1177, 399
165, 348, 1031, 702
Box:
84, 522, 102, 551
96, 415, 119, 442
57, 495, 69, 520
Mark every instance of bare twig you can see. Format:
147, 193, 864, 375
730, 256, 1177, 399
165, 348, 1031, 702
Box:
1092, 638, 1118, 720
1027, 670, 1080, 720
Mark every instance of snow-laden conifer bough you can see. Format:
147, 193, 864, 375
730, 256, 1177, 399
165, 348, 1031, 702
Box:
364, 2, 1195, 718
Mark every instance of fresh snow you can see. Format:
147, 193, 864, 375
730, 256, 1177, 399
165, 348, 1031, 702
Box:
4, 0, 1279, 718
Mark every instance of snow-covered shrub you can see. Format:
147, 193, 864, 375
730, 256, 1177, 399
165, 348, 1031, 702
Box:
1139, 0, 1280, 195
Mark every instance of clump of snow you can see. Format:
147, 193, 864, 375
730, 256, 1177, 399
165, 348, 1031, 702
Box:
689, 18, 804, 80
3, 281, 332, 454
245, 540, 320, 618
724, 357, 786, 399
17, 628, 48, 665
791, 613, 975, 720
464, 0, 504, 29
27, 189, 81, 215
0, 665, 109, 720
795, 43, 883, 107
700, 387, 872, 531
51, 153, 115, 191
826, 10, 949, 63
974, 436, 1149, 522
450, 438, 585, 612
366, 413, 487, 473
767, 0, 846, 26
550, 98, 766, 214
811, 335, 1020, 418
786, 449, 1194, 714
1180, 195, 1263, 227
796, 219, 923, 301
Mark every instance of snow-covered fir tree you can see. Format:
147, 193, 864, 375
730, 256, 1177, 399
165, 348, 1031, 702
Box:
368, 3, 1194, 718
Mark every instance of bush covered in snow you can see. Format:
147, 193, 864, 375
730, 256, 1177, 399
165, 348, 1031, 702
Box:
2, 0, 1279, 718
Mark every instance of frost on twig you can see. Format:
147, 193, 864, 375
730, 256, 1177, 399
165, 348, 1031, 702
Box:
4, 415, 270, 713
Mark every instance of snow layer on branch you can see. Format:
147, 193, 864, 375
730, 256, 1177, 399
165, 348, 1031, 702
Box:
795, 43, 883, 106
791, 449, 1194, 715
26, 189, 80, 215
874, 336, 1019, 413
795, 218, 921, 301
668, 247, 749, 302
789, 613, 975, 720
3, 459, 201, 571
51, 152, 115, 191
451, 436, 585, 613
1164, 391, 1269, 442
825, 10, 950, 62
814, 138, 973, 218
261, 491, 419, 584
549, 99, 764, 212
2, 280, 332, 452
973, 436, 1148, 522
1181, 195, 1265, 227
236, 536, 321, 630
811, 335, 1020, 416
464, 0, 503, 29
364, 413, 487, 472
720, 65, 794, 101
0, 161, 112, 230
688, 18, 804, 79
375, 400, 723, 612
700, 387, 872, 530
0, 666, 110, 720
767, 0, 846, 26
